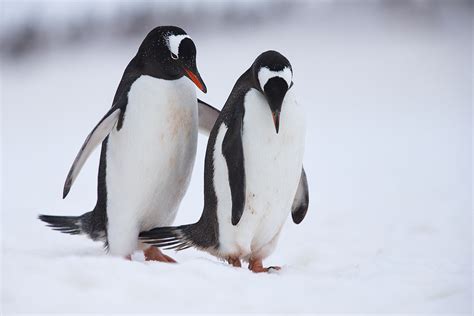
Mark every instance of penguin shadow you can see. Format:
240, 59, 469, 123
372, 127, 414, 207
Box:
140, 254, 288, 275
139, 247, 300, 275
204, 257, 289, 275
140, 252, 228, 271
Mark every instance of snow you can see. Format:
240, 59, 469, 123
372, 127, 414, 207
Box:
1, 3, 472, 314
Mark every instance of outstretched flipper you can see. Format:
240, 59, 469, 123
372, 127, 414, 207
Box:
63, 99, 218, 199
291, 167, 309, 224
198, 99, 219, 135
62, 105, 121, 198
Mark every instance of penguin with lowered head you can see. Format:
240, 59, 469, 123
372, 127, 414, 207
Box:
140, 50, 309, 272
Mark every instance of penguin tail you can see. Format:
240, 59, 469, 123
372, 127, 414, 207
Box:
38, 211, 106, 242
139, 224, 198, 251
38, 214, 82, 235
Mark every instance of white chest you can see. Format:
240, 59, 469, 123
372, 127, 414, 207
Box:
106, 75, 198, 228
215, 88, 306, 258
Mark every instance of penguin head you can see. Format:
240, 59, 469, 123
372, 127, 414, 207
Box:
252, 50, 293, 133
136, 26, 207, 93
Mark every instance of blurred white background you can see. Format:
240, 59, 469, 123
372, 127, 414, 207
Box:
1, 0, 472, 314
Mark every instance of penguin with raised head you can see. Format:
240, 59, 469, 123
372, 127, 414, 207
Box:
39, 26, 219, 262
140, 50, 309, 272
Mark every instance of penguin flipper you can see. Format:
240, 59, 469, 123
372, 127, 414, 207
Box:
222, 108, 246, 226
198, 99, 219, 136
62, 105, 121, 198
291, 167, 309, 224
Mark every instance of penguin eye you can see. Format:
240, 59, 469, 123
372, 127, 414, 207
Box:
170, 52, 178, 60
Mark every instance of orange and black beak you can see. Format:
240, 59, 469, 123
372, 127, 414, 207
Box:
183, 65, 207, 93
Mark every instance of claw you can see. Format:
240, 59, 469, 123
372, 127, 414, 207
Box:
267, 266, 282, 273
248, 258, 281, 273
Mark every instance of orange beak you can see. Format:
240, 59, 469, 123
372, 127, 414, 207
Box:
184, 68, 207, 93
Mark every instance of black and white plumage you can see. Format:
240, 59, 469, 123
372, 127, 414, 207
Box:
140, 51, 309, 270
39, 26, 218, 258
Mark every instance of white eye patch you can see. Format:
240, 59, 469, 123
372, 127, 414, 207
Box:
167, 34, 191, 58
258, 66, 292, 90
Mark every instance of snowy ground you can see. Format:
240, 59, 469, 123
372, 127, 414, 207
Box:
1, 3, 472, 314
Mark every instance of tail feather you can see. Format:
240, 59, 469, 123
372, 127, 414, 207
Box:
38, 211, 106, 243
139, 224, 196, 251
38, 214, 81, 235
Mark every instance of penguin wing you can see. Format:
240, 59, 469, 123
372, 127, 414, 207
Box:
198, 99, 219, 135
222, 108, 246, 226
291, 167, 309, 224
62, 105, 121, 198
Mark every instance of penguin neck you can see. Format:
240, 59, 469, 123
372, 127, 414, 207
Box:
129, 55, 184, 81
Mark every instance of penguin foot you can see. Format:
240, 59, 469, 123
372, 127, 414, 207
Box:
248, 259, 281, 273
125, 254, 132, 261
144, 246, 177, 263
227, 257, 242, 267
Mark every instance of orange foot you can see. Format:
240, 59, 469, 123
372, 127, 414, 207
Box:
144, 246, 177, 263
227, 257, 242, 268
248, 258, 281, 273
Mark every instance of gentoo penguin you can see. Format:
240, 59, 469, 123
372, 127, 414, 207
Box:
39, 26, 219, 262
140, 50, 309, 272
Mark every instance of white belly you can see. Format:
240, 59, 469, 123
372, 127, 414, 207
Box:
215, 88, 305, 260
106, 75, 198, 256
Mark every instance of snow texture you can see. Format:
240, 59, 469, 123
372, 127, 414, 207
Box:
1, 2, 472, 314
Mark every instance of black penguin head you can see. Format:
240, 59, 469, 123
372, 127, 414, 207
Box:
135, 26, 207, 93
251, 50, 293, 133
